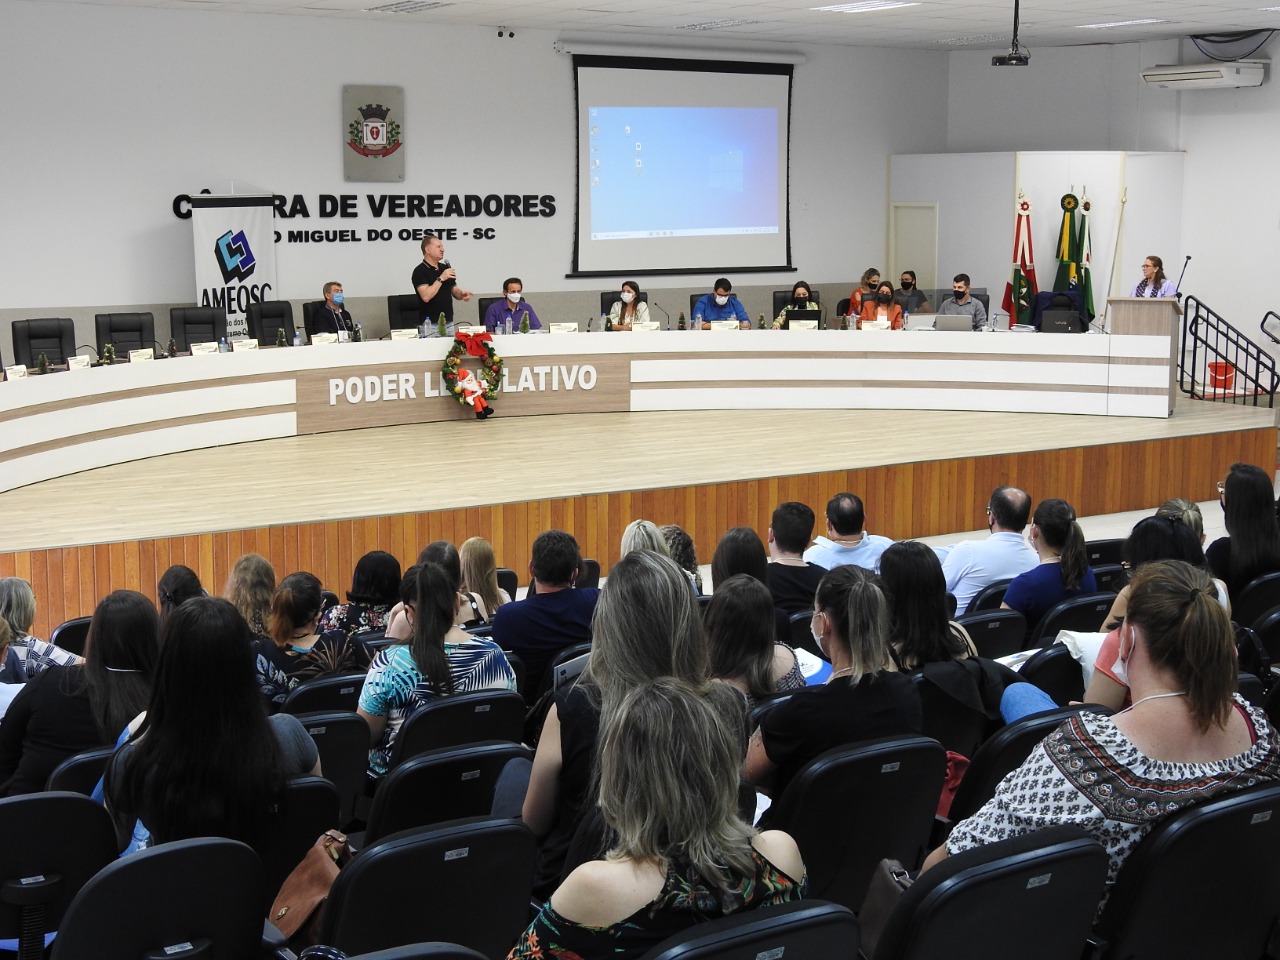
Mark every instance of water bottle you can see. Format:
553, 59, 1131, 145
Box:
694, 312, 702, 330
218, 337, 228, 353
601, 312, 609, 331
504, 316, 512, 335
293, 330, 302, 347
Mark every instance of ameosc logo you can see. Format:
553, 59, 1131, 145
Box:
214, 229, 257, 284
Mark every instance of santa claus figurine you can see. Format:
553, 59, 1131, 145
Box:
456, 367, 494, 419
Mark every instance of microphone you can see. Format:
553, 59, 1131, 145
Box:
651, 301, 671, 330
1174, 255, 1191, 301
439, 259, 454, 282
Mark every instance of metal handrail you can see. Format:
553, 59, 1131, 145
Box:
1180, 296, 1278, 407
1261, 310, 1280, 346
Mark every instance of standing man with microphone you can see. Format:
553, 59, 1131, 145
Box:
413, 233, 473, 336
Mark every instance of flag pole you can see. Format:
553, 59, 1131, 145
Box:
1103, 186, 1129, 333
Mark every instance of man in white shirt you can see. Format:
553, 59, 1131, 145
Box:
941, 485, 1036, 614
803, 493, 894, 571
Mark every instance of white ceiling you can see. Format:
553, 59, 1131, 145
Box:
38, 0, 1280, 50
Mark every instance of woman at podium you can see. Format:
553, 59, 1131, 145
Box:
1131, 255, 1176, 298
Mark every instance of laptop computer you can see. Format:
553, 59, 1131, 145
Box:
934, 315, 976, 332
905, 312, 938, 330
1040, 311, 1083, 333
779, 309, 822, 330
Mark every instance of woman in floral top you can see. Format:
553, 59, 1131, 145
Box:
508, 677, 806, 960
319, 550, 401, 638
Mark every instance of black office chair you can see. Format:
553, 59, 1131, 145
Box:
94, 312, 155, 357
1093, 780, 1280, 960
1235, 623, 1272, 689
1031, 592, 1115, 646
946, 703, 1110, 825
836, 297, 852, 318
1083, 538, 1124, 566
965, 578, 1013, 614
689, 293, 702, 320
301, 299, 327, 339
50, 837, 266, 960
784, 610, 825, 662
296, 710, 371, 826
321, 590, 341, 613
642, 900, 857, 960
245, 299, 297, 346
320, 816, 536, 957
169, 306, 228, 351
771, 288, 820, 318
45, 746, 115, 794
1091, 563, 1126, 594
387, 293, 424, 330
576, 558, 601, 590
869, 826, 1109, 960
1231, 571, 1280, 630
12, 317, 75, 367
476, 296, 503, 328
363, 741, 533, 846
955, 609, 1027, 659
495, 567, 518, 599
389, 689, 525, 768
0, 791, 118, 959
1017, 643, 1084, 706
49, 615, 92, 656
766, 736, 945, 911
257, 775, 341, 910
1237, 670, 1266, 706
282, 671, 366, 715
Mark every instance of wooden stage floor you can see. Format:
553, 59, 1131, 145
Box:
2, 399, 1274, 638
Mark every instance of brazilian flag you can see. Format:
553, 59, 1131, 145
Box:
1053, 193, 1080, 291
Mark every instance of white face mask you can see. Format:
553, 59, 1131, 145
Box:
1111, 628, 1131, 686
507, 292, 522, 304
715, 294, 729, 306
620, 291, 635, 304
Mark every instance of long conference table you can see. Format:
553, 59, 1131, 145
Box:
0, 324, 1176, 494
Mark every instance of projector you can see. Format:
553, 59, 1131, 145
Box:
991, 51, 1030, 66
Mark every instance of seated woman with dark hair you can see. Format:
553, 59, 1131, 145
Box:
358, 562, 516, 779
157, 564, 204, 623
105, 596, 319, 853
252, 571, 373, 710
1001, 498, 1096, 640
386, 541, 494, 638
0, 590, 160, 797
319, 550, 402, 637
925, 560, 1280, 910
1206, 462, 1280, 602
879, 541, 977, 671
743, 565, 921, 800
706, 574, 804, 707
509, 677, 807, 960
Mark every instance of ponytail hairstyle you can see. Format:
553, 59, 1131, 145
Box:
410, 562, 458, 696
1221, 463, 1280, 587
1155, 498, 1206, 542
417, 541, 462, 592
814, 565, 892, 684
621, 519, 670, 558
1125, 559, 1236, 733
1032, 499, 1088, 591
1123, 515, 1206, 571
268, 572, 324, 648
81, 590, 160, 740
157, 565, 203, 622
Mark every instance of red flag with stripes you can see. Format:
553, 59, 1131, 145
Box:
1001, 195, 1039, 325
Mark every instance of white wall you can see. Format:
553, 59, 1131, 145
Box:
0, 0, 950, 338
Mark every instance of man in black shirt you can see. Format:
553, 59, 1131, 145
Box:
412, 233, 473, 334
765, 501, 827, 615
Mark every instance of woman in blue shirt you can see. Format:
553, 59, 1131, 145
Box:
1002, 498, 1096, 642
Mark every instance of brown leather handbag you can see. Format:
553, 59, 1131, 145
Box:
269, 829, 350, 944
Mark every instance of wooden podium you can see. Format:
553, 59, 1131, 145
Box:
1108, 297, 1182, 414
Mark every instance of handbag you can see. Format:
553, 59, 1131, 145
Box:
857, 858, 913, 959
269, 829, 350, 945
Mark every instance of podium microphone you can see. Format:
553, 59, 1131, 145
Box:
651, 301, 671, 330
1174, 255, 1191, 301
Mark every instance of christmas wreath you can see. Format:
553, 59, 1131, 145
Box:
442, 331, 503, 405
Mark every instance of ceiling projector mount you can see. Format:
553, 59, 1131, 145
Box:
992, 0, 1029, 65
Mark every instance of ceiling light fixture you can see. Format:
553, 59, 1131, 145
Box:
363, 1, 452, 12
1076, 18, 1167, 29
677, 19, 762, 30
810, 2, 919, 12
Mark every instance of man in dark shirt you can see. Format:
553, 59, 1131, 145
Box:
492, 530, 599, 694
766, 501, 827, 615
412, 233, 473, 335
314, 281, 355, 338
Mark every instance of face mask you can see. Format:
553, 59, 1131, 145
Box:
620, 291, 635, 304
900, 281, 913, 290
507, 292, 522, 304
332, 293, 344, 306
715, 294, 729, 306
953, 290, 965, 301
795, 293, 809, 304
1111, 629, 1131, 686
877, 292, 892, 304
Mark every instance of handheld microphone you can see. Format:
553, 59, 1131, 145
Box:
651, 301, 671, 330
1174, 255, 1191, 301
439, 259, 454, 282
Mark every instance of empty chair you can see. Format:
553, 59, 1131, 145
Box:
1231, 571, 1280, 630
1093, 780, 1280, 960
296, 710, 371, 825
388, 689, 525, 768
947, 704, 1109, 825
49, 615, 92, 656
534, 641, 591, 700
1031, 592, 1116, 646
1091, 563, 1126, 594
0, 791, 118, 959
765, 736, 946, 911
45, 745, 115, 794
94, 312, 155, 357
576, 558, 602, 590
50, 837, 265, 960
495, 568, 518, 598
387, 293, 424, 331
1237, 671, 1266, 706
245, 299, 296, 345
169, 306, 228, 351
364, 741, 533, 846
1084, 538, 1124, 566
320, 816, 536, 957
965, 578, 1012, 614
955, 609, 1027, 659
257, 775, 341, 907
12, 317, 75, 367
476, 296, 503, 327
869, 826, 1109, 960
282, 671, 365, 715
1017, 643, 1084, 706
642, 900, 857, 960
1235, 623, 1272, 687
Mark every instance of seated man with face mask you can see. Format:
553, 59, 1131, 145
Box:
315, 281, 356, 338
937, 272, 988, 331
483, 277, 542, 333
691, 277, 751, 329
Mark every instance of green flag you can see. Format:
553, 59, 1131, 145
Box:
1053, 193, 1080, 291
1079, 196, 1095, 319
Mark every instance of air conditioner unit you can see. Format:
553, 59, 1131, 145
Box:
1141, 60, 1266, 89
